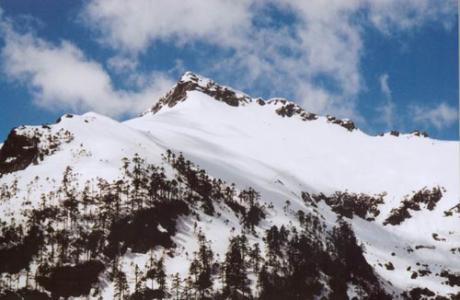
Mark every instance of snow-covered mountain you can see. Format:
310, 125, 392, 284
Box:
0, 72, 458, 300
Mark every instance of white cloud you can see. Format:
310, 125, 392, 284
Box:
366, 0, 457, 34
107, 55, 138, 73
80, 0, 254, 54
0, 0, 456, 122
379, 73, 391, 99
0, 19, 174, 117
376, 73, 396, 128
410, 102, 458, 130
80, 0, 456, 120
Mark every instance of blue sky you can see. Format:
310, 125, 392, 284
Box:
0, 0, 458, 141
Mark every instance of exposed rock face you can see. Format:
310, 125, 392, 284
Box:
269, 99, 318, 121
440, 270, 460, 287
390, 130, 400, 137
378, 129, 430, 138
326, 115, 356, 131
303, 191, 384, 220
147, 72, 251, 114
0, 128, 40, 175
444, 203, 460, 217
0, 123, 74, 176
384, 187, 443, 226
411, 130, 429, 137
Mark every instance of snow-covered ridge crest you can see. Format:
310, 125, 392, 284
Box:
144, 72, 359, 131
144, 71, 438, 136
144, 71, 253, 115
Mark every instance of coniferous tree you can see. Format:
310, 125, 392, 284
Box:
223, 235, 250, 299
239, 188, 265, 232
183, 275, 193, 300
193, 232, 214, 298
171, 273, 181, 300
147, 165, 166, 205
249, 243, 262, 273
145, 255, 167, 297
113, 266, 129, 300
131, 153, 148, 211
257, 264, 273, 299
189, 231, 214, 299
144, 251, 156, 290
155, 257, 167, 296
61, 166, 78, 229
134, 264, 143, 292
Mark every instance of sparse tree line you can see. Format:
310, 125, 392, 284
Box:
1, 150, 448, 299
0, 151, 270, 299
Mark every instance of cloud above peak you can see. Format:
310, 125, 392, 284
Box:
79, 0, 456, 121
0, 0, 456, 134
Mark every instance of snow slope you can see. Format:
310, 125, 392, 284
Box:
126, 79, 459, 296
0, 72, 458, 299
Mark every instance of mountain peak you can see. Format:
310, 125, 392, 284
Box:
145, 71, 252, 115
142, 72, 359, 131
179, 71, 202, 82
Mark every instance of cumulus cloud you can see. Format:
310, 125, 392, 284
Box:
80, 0, 254, 54
410, 102, 458, 130
0, 18, 174, 117
79, 0, 456, 121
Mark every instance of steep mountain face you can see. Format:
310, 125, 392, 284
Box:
0, 72, 458, 300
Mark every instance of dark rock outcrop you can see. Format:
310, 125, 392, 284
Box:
148, 72, 251, 114
384, 187, 443, 226
0, 226, 43, 275
0, 289, 51, 300
440, 270, 460, 287
270, 100, 318, 121
0, 125, 74, 176
104, 200, 190, 258
411, 130, 429, 137
36, 260, 105, 298
326, 115, 356, 131
390, 130, 400, 137
303, 191, 384, 220
0, 128, 40, 175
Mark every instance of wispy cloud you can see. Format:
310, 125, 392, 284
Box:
0, 0, 456, 122
410, 102, 458, 130
376, 73, 396, 128
379, 73, 391, 99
